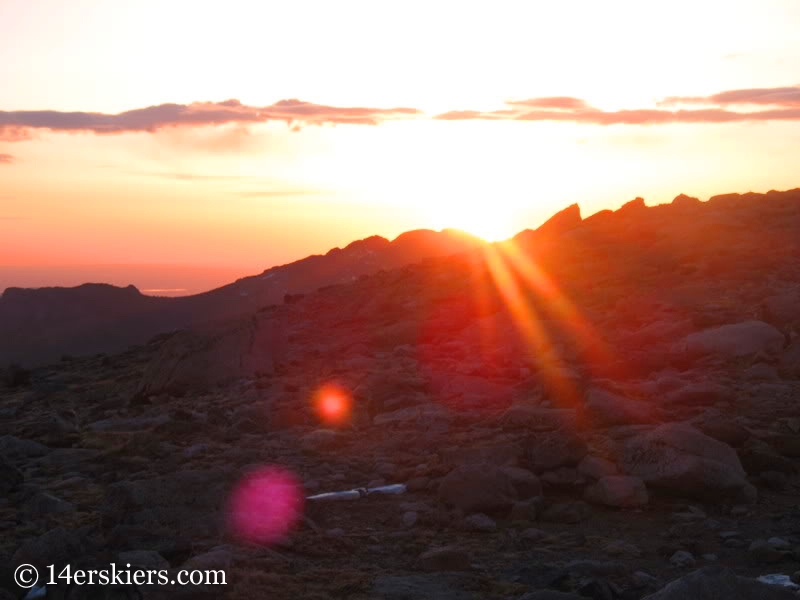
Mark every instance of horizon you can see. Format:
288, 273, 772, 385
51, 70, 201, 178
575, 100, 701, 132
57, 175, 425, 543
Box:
3, 1, 800, 292
0, 188, 764, 297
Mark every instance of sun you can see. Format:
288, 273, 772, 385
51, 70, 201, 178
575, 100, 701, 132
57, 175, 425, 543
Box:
429, 202, 515, 242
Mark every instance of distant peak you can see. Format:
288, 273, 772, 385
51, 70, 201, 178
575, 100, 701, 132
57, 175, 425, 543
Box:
617, 197, 646, 213
536, 203, 582, 235
341, 235, 390, 253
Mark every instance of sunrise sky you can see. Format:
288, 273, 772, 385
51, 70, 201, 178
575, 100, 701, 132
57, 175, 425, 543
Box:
2, 0, 800, 295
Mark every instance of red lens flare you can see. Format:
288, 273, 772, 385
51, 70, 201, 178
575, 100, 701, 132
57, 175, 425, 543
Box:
227, 466, 304, 546
313, 382, 352, 426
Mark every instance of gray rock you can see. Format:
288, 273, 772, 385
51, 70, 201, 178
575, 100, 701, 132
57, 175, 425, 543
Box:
118, 550, 170, 570
498, 405, 576, 430
584, 476, 648, 507
499, 466, 543, 499
29, 492, 75, 516
744, 363, 780, 381
136, 313, 288, 396
680, 321, 784, 359
621, 423, 756, 502
0, 458, 23, 494
417, 546, 471, 572
372, 574, 477, 600
540, 501, 590, 524
402, 511, 418, 528
438, 463, 517, 514
748, 539, 786, 564
525, 430, 587, 473
642, 566, 797, 599
12, 527, 88, 571
669, 550, 696, 568
182, 547, 233, 571
300, 429, 342, 451
0, 435, 48, 459
577, 456, 618, 479
101, 469, 231, 539
463, 513, 496, 532
584, 387, 656, 426
664, 382, 731, 407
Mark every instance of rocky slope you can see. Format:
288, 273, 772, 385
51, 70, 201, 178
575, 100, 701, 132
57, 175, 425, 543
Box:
2, 189, 800, 598
0, 228, 483, 367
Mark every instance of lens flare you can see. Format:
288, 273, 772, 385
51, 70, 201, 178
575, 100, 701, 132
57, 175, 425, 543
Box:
313, 382, 352, 426
227, 466, 304, 545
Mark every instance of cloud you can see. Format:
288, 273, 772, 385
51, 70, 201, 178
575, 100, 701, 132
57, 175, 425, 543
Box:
0, 98, 422, 141
132, 171, 260, 182
660, 85, 800, 107
0, 153, 14, 164
508, 97, 590, 110
435, 87, 800, 125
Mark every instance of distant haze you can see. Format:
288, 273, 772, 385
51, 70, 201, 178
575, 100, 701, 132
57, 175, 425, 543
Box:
0, 264, 254, 297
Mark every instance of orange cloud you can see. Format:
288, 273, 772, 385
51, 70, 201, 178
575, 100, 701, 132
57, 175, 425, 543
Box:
0, 153, 14, 163
435, 86, 800, 124
0, 99, 421, 141
660, 85, 800, 107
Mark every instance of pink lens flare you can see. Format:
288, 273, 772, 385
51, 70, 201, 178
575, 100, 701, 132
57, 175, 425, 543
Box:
227, 466, 304, 545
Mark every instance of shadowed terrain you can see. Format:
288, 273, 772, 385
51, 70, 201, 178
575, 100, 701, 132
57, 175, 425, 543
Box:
2, 189, 800, 598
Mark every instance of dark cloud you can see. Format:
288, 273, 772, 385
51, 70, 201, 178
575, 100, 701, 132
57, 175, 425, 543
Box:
660, 85, 800, 107
435, 87, 800, 125
0, 99, 422, 141
0, 153, 13, 164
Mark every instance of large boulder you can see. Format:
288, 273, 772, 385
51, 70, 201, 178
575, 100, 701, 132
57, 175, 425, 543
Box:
438, 463, 518, 514
584, 388, 656, 427
136, 313, 288, 397
642, 566, 797, 599
761, 292, 800, 326
524, 430, 588, 473
101, 469, 232, 540
584, 476, 648, 507
679, 321, 784, 359
620, 423, 755, 502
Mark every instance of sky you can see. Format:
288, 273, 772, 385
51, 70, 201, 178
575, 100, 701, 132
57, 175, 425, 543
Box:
2, 0, 800, 295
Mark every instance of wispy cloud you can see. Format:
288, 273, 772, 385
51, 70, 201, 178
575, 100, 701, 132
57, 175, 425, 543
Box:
131, 171, 260, 182
0, 153, 14, 164
0, 98, 421, 141
235, 189, 326, 198
659, 86, 800, 107
436, 86, 800, 125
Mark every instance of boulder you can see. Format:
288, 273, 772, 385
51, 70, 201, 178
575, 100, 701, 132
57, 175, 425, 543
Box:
136, 313, 288, 397
0, 435, 49, 459
524, 430, 588, 473
663, 382, 731, 407
762, 293, 800, 326
499, 466, 543, 499
12, 527, 89, 571
0, 457, 23, 494
540, 501, 591, 523
417, 547, 471, 572
438, 463, 518, 514
584, 476, 648, 508
101, 469, 231, 539
498, 405, 576, 431
642, 566, 797, 599
584, 388, 656, 426
620, 423, 755, 502
680, 321, 784, 359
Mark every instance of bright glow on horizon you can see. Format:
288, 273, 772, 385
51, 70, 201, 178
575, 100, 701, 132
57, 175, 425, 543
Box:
2, 0, 800, 289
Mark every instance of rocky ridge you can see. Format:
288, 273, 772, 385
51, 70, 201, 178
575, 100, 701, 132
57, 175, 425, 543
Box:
2, 189, 800, 598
